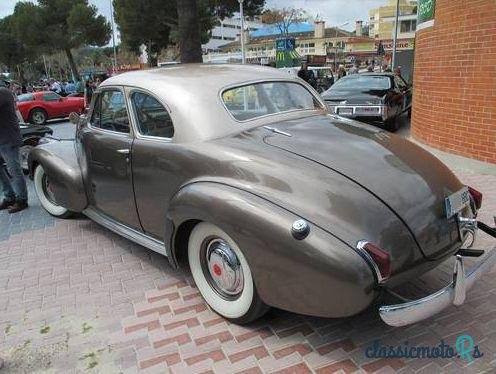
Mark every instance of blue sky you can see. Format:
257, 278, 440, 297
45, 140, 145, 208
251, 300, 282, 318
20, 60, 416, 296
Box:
0, 0, 387, 32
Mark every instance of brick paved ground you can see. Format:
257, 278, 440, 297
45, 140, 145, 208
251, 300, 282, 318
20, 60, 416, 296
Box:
0, 124, 495, 373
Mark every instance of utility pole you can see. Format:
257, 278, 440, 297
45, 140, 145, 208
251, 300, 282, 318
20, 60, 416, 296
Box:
392, 0, 400, 70
110, 0, 118, 72
238, 0, 246, 64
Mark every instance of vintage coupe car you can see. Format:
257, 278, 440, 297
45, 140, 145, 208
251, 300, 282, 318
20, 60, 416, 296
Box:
17, 91, 85, 125
28, 65, 495, 326
322, 73, 412, 131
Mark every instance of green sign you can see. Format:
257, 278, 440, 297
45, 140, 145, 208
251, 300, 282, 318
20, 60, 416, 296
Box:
418, 0, 436, 24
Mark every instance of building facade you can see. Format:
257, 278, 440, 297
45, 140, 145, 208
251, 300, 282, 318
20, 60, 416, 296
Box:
369, 0, 417, 39
411, 0, 496, 164
202, 13, 264, 52
203, 21, 370, 65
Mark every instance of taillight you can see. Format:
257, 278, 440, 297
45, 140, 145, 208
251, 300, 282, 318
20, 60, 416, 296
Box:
468, 186, 482, 210
357, 241, 391, 283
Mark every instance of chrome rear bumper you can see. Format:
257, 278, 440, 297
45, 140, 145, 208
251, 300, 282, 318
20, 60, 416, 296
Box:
379, 248, 496, 327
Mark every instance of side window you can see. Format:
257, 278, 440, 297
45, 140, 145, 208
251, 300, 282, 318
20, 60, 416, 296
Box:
131, 92, 174, 138
91, 90, 130, 133
42, 92, 61, 102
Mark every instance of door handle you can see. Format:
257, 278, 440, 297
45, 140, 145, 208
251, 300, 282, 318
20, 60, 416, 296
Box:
117, 149, 130, 155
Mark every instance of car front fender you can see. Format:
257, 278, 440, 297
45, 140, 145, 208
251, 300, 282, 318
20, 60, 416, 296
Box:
28, 140, 87, 212
166, 181, 376, 318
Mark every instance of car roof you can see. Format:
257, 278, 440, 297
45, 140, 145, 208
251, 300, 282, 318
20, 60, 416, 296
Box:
103, 64, 292, 89
344, 72, 394, 78
98, 64, 320, 143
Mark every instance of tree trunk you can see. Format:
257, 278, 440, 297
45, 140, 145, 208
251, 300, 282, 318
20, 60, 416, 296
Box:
65, 48, 80, 82
177, 0, 202, 63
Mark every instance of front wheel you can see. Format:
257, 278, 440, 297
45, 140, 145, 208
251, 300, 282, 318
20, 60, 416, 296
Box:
34, 165, 73, 218
29, 108, 48, 125
188, 222, 268, 324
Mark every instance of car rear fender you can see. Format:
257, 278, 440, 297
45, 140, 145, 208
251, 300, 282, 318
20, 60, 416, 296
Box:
165, 181, 376, 318
28, 140, 88, 212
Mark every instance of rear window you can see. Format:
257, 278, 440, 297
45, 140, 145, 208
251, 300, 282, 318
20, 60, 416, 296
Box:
222, 81, 322, 121
332, 76, 391, 90
17, 93, 35, 102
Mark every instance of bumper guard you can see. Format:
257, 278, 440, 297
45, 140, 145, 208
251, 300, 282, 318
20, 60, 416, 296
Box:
379, 248, 496, 326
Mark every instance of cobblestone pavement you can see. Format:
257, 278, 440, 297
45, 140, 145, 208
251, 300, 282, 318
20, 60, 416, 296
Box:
1, 123, 495, 373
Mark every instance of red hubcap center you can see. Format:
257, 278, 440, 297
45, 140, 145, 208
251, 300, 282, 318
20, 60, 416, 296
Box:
213, 264, 222, 276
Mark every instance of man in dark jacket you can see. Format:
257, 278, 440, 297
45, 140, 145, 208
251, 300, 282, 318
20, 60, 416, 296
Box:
297, 63, 315, 87
0, 80, 28, 213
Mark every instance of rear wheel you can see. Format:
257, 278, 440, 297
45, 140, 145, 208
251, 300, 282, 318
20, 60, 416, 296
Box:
385, 117, 399, 132
188, 222, 268, 324
34, 165, 73, 218
29, 108, 48, 125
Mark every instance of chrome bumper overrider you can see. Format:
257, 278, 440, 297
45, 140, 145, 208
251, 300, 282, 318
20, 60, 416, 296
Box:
379, 249, 496, 327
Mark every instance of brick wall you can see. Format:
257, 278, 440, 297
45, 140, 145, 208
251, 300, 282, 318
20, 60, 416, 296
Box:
411, 0, 496, 164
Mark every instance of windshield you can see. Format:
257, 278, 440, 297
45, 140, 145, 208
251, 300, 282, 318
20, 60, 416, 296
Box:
222, 81, 322, 121
331, 76, 391, 90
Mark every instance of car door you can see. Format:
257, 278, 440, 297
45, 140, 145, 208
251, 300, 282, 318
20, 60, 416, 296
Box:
126, 89, 178, 239
80, 87, 141, 229
40, 92, 62, 118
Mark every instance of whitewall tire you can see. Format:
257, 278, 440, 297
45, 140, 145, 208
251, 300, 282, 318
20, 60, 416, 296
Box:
34, 165, 73, 218
188, 222, 268, 323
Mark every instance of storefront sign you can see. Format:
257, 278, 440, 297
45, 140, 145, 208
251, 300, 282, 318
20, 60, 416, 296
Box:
417, 0, 436, 30
275, 38, 296, 51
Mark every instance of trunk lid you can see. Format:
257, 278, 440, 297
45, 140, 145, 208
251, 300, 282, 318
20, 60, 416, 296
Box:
263, 114, 464, 259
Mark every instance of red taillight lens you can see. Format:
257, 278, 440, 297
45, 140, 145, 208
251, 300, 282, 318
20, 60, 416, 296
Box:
359, 241, 391, 282
468, 186, 483, 210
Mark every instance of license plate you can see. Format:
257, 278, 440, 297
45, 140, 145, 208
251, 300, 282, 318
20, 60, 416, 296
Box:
445, 187, 470, 218
338, 107, 353, 116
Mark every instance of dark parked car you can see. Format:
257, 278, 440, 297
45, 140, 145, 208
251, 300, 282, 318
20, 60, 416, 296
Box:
322, 73, 412, 131
28, 65, 495, 326
0, 123, 52, 171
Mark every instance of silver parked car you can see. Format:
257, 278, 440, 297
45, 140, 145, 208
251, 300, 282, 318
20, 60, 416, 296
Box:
28, 64, 496, 325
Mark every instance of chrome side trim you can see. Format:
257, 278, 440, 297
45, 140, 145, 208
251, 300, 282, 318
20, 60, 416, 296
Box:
379, 248, 496, 327
83, 207, 168, 257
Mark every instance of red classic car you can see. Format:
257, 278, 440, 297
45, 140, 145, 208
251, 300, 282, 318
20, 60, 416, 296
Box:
17, 91, 85, 125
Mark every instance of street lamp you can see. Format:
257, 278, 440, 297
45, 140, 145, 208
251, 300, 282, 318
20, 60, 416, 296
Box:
392, 0, 400, 70
238, 0, 246, 64
109, 0, 118, 72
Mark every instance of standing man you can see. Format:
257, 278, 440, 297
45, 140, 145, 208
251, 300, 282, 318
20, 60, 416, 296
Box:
0, 80, 28, 213
297, 62, 316, 88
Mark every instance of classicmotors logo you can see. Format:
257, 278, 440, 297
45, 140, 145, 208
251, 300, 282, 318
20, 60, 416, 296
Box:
365, 335, 483, 363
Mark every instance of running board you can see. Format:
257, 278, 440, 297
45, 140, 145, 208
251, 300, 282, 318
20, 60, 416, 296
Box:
83, 207, 168, 257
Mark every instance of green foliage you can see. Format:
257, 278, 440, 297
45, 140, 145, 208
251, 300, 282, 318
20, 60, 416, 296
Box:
113, 0, 265, 61
113, 0, 177, 61
0, 0, 111, 80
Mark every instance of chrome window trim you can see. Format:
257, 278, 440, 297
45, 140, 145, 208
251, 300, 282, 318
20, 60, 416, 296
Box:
88, 86, 134, 138
125, 86, 175, 143
219, 78, 327, 124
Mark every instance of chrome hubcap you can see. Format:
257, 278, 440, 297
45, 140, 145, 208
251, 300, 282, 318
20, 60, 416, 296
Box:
203, 238, 244, 299
33, 112, 45, 124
